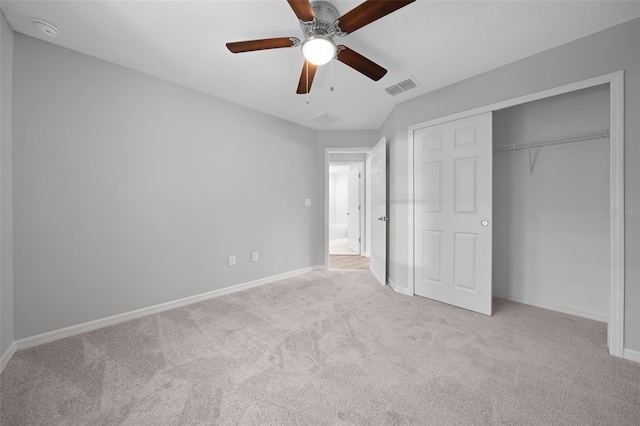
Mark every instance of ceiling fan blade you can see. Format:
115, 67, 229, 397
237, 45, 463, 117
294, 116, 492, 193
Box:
296, 60, 318, 94
287, 0, 316, 22
226, 37, 298, 53
335, 0, 415, 35
336, 45, 387, 81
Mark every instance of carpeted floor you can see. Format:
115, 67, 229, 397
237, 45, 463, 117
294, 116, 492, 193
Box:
1, 270, 639, 425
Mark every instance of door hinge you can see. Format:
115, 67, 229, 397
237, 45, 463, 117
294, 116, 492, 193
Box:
358, 173, 361, 178
359, 238, 361, 242
358, 205, 361, 210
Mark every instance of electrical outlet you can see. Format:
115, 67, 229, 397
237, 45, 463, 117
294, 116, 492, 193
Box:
251, 252, 259, 262
228, 255, 236, 266
304, 198, 311, 207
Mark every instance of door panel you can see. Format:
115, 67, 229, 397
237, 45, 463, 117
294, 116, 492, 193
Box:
370, 138, 387, 285
414, 113, 492, 315
424, 162, 442, 212
453, 232, 477, 290
423, 230, 442, 282
454, 157, 477, 214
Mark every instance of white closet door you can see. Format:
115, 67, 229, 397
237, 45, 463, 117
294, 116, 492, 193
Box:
347, 165, 361, 254
414, 112, 493, 315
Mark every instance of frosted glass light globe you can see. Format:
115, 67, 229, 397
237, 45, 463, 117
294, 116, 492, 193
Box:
302, 36, 336, 65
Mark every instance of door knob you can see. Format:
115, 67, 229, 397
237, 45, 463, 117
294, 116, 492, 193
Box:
481, 220, 489, 227
346, 212, 350, 215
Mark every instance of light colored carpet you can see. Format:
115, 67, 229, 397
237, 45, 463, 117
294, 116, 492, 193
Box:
1, 270, 639, 425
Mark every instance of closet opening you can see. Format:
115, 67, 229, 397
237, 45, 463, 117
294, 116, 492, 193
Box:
492, 84, 610, 329
408, 71, 624, 356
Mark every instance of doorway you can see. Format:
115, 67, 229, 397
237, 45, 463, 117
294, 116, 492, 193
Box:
328, 156, 369, 270
324, 141, 387, 277
329, 163, 363, 256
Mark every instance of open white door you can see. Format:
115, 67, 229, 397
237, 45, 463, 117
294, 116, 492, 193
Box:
413, 112, 492, 315
347, 166, 361, 254
370, 138, 387, 285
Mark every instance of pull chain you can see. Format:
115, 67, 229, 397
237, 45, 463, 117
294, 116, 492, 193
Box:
330, 58, 334, 92
306, 61, 310, 104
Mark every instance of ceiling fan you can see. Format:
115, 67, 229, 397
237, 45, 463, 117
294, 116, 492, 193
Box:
226, 0, 416, 94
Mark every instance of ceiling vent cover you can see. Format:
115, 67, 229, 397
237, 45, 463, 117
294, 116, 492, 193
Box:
398, 79, 417, 91
310, 111, 343, 125
385, 78, 419, 96
385, 85, 404, 96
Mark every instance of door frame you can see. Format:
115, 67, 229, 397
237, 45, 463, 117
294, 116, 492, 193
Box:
407, 71, 625, 357
324, 148, 371, 267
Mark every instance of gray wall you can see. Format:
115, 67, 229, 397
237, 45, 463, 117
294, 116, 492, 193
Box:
0, 10, 13, 357
13, 34, 319, 340
493, 85, 610, 320
380, 18, 640, 351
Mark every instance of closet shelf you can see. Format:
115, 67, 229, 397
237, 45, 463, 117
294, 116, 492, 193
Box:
492, 129, 610, 153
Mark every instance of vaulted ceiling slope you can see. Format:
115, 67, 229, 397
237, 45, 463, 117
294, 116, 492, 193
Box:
2, 1, 639, 130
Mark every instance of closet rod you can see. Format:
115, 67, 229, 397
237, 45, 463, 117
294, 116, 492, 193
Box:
492, 129, 610, 153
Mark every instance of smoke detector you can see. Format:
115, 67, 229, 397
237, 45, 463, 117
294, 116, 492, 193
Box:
31, 18, 60, 38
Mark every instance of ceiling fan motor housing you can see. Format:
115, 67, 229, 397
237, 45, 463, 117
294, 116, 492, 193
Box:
300, 1, 340, 38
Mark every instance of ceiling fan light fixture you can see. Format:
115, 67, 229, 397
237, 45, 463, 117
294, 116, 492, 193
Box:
301, 35, 336, 65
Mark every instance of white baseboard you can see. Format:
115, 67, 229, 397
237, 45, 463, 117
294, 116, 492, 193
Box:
623, 348, 640, 363
0, 341, 16, 373
492, 290, 608, 323
388, 278, 413, 296
15, 266, 324, 352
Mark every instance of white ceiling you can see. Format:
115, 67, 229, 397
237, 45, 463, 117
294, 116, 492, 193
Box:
2, 1, 639, 130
